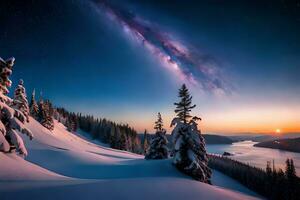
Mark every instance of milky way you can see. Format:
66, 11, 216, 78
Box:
92, 0, 230, 94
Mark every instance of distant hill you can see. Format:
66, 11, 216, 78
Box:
229, 135, 276, 142
139, 133, 233, 145
203, 134, 233, 144
254, 137, 300, 153
229, 133, 300, 143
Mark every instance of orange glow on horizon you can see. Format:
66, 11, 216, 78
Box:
123, 105, 300, 135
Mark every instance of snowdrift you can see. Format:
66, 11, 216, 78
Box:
0, 117, 260, 200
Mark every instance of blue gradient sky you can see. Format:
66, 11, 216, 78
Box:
1, 0, 299, 134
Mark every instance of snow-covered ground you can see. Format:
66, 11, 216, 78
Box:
0, 117, 261, 200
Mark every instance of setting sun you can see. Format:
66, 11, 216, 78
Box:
276, 129, 281, 133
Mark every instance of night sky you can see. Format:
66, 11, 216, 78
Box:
1, 0, 300, 134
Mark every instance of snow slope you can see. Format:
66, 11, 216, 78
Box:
0, 153, 68, 181
0, 117, 260, 200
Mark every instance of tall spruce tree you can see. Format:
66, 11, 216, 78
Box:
120, 132, 128, 151
38, 99, 54, 131
285, 159, 297, 200
171, 84, 211, 183
0, 57, 33, 156
66, 113, 77, 132
12, 79, 30, 122
145, 113, 169, 159
154, 112, 163, 131
109, 125, 116, 148
174, 84, 196, 124
265, 161, 275, 198
286, 159, 297, 179
142, 129, 149, 154
29, 89, 39, 119
266, 161, 272, 176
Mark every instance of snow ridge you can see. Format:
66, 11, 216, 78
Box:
0, 117, 259, 200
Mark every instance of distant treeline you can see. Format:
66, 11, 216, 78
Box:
139, 133, 233, 146
55, 108, 142, 154
209, 155, 300, 200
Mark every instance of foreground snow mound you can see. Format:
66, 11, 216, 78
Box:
0, 178, 258, 200
0, 153, 68, 181
0, 117, 260, 200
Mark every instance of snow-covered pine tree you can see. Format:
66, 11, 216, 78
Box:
44, 100, 54, 130
38, 99, 54, 131
142, 129, 149, 154
66, 114, 77, 132
0, 57, 33, 156
66, 117, 73, 132
171, 84, 211, 183
29, 89, 39, 119
12, 79, 30, 122
110, 126, 121, 149
145, 112, 169, 159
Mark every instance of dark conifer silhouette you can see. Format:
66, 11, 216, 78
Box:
55, 107, 142, 154
209, 155, 300, 200
142, 129, 149, 154
174, 84, 196, 123
154, 112, 163, 131
29, 89, 39, 119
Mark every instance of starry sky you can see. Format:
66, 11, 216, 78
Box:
1, 0, 300, 134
